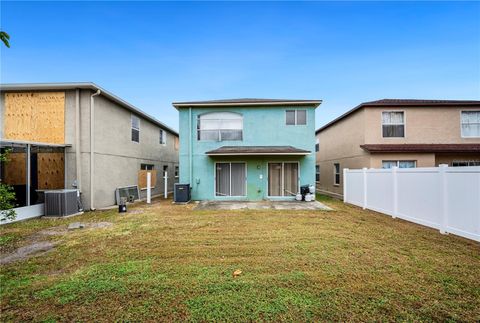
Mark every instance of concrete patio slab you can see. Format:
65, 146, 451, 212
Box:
194, 200, 333, 211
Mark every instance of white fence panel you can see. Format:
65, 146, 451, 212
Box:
344, 166, 480, 242
344, 170, 364, 207
396, 169, 442, 229
1, 203, 44, 225
366, 169, 394, 215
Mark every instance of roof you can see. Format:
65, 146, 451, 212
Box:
0, 82, 178, 136
316, 99, 480, 134
360, 144, 480, 153
205, 145, 311, 156
173, 98, 322, 108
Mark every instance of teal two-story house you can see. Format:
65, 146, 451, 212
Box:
173, 99, 322, 201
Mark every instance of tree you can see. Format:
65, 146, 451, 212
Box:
1, 31, 10, 48
0, 149, 16, 221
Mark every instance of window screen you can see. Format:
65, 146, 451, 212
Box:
461, 111, 480, 137
159, 129, 166, 144
215, 162, 246, 197
334, 163, 340, 185
286, 110, 307, 125
296, 110, 306, 125
286, 110, 296, 125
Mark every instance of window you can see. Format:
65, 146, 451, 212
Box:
286, 110, 307, 125
215, 162, 246, 196
452, 160, 480, 167
315, 138, 319, 152
461, 111, 480, 137
316, 165, 320, 182
382, 160, 416, 169
382, 111, 404, 138
174, 165, 179, 177
131, 115, 140, 142
140, 164, 154, 170
333, 163, 340, 185
197, 112, 243, 141
163, 165, 168, 176
174, 137, 179, 150
159, 129, 166, 144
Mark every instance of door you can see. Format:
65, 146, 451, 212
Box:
215, 162, 246, 197
268, 162, 299, 196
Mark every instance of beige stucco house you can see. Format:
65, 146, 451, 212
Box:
315, 99, 480, 197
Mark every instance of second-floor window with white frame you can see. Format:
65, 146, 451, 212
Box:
197, 112, 243, 141
382, 111, 404, 138
461, 111, 480, 137
131, 115, 140, 143
286, 110, 307, 125
159, 129, 166, 144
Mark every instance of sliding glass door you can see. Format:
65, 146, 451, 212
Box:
215, 162, 246, 197
268, 162, 299, 197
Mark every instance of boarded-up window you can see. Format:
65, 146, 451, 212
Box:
4, 92, 65, 144
138, 169, 157, 190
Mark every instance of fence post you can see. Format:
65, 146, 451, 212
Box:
439, 164, 448, 234
146, 172, 151, 204
343, 168, 349, 203
392, 166, 398, 218
362, 167, 368, 210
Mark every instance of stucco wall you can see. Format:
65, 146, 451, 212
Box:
364, 106, 480, 144
315, 109, 369, 195
179, 106, 316, 200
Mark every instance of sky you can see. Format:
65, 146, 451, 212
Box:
1, 1, 479, 131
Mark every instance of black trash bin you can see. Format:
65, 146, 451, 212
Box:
174, 184, 191, 203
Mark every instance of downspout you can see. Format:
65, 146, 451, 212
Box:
75, 89, 81, 192
189, 107, 193, 186
90, 89, 101, 210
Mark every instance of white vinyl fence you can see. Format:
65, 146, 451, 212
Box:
343, 165, 480, 242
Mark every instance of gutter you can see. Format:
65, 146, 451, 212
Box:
189, 107, 193, 186
75, 89, 81, 192
90, 89, 101, 210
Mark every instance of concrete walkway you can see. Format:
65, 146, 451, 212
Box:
194, 200, 332, 211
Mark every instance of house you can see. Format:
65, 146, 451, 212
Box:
0, 83, 179, 217
315, 99, 480, 197
173, 99, 321, 200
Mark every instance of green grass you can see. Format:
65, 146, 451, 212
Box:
1, 197, 479, 321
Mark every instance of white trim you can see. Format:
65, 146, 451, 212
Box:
131, 114, 140, 143
460, 110, 480, 138
333, 162, 340, 186
266, 161, 300, 197
0, 140, 71, 147
213, 162, 248, 198
285, 109, 307, 126
381, 110, 406, 139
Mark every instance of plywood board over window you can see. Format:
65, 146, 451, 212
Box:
3, 153, 26, 185
138, 170, 157, 190
4, 92, 65, 144
37, 153, 65, 189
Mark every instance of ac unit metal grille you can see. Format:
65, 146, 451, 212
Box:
44, 189, 79, 216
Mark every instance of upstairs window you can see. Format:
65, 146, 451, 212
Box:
461, 111, 480, 137
286, 110, 307, 125
159, 129, 166, 144
316, 165, 320, 182
197, 112, 243, 141
382, 111, 404, 138
131, 115, 140, 143
315, 138, 319, 152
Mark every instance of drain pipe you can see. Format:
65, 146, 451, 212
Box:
75, 89, 81, 192
189, 107, 193, 186
90, 89, 101, 210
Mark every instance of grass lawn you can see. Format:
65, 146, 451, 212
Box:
1, 196, 479, 321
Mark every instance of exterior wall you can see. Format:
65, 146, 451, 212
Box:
364, 106, 480, 144
179, 106, 316, 200
2, 89, 179, 210
316, 109, 369, 195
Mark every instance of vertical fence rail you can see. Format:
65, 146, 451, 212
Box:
344, 166, 480, 242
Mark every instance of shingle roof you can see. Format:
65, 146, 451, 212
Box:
205, 146, 311, 155
173, 98, 322, 108
360, 144, 480, 153
316, 99, 480, 134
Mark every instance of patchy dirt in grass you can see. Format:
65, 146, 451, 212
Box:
0, 221, 113, 265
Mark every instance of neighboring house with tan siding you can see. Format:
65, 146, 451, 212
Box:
315, 99, 480, 197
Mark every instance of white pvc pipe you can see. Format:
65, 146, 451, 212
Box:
146, 172, 151, 204
164, 172, 168, 199
75, 89, 81, 192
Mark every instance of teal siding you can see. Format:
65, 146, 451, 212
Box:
179, 106, 316, 200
